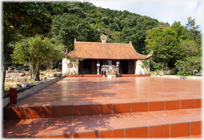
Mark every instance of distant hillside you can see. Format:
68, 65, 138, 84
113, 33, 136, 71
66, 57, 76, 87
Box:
47, 1, 168, 54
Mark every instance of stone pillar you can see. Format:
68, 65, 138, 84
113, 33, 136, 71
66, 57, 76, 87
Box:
135, 60, 137, 74
97, 59, 100, 75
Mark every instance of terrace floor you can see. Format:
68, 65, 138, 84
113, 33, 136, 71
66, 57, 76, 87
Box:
4, 76, 202, 138
15, 77, 201, 107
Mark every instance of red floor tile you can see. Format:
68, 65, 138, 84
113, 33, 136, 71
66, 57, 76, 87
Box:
73, 105, 93, 116
5, 107, 29, 120
73, 132, 99, 138
149, 125, 170, 138
114, 113, 147, 128
132, 112, 167, 126
151, 111, 187, 124
168, 109, 201, 122
94, 114, 124, 131
181, 100, 195, 109
43, 117, 72, 136
165, 100, 180, 110
191, 121, 202, 135
131, 102, 148, 112
170, 123, 190, 138
44, 134, 72, 138
13, 118, 50, 137
112, 103, 130, 113
93, 104, 113, 115
100, 129, 124, 138
3, 120, 26, 137
149, 101, 165, 111
125, 127, 148, 138
52, 106, 72, 118
195, 99, 202, 108
29, 106, 51, 119
72, 116, 98, 133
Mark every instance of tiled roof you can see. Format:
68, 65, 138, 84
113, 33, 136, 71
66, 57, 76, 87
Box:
67, 39, 151, 60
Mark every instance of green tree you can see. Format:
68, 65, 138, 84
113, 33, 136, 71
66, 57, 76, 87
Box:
3, 2, 52, 91
186, 17, 202, 45
170, 21, 188, 40
175, 57, 201, 77
119, 16, 159, 54
11, 35, 65, 81
145, 28, 184, 72
180, 40, 198, 57
51, 13, 100, 51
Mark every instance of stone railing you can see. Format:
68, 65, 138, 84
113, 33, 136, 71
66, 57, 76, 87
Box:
2, 75, 65, 108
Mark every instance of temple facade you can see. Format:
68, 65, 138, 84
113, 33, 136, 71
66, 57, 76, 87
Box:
62, 38, 152, 75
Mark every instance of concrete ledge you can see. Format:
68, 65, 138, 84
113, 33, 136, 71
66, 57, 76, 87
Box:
3, 75, 65, 108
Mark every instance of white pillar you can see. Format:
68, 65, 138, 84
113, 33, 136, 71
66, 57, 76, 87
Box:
135, 60, 137, 74
97, 59, 100, 75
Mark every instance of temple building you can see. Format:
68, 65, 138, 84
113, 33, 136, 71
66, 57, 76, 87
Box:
62, 37, 152, 76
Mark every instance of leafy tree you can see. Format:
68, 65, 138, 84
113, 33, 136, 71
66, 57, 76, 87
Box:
170, 21, 188, 40
11, 35, 65, 81
51, 13, 100, 50
145, 28, 184, 72
119, 16, 159, 54
2, 2, 52, 92
180, 40, 198, 57
175, 57, 201, 77
186, 17, 202, 45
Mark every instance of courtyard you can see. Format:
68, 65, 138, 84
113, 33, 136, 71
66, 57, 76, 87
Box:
4, 77, 202, 138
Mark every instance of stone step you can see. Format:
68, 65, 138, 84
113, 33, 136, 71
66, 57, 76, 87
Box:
3, 108, 201, 138
5, 98, 201, 120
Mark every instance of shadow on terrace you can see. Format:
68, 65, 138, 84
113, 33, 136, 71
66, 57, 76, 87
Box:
4, 77, 133, 138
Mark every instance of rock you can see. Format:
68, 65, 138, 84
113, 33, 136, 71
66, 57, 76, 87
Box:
54, 72, 62, 77
18, 77, 27, 82
18, 73, 25, 77
5, 73, 10, 78
16, 83, 21, 87
13, 78, 19, 82
46, 73, 54, 78
5, 78, 13, 82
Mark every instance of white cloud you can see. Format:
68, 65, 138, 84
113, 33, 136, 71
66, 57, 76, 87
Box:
88, 0, 202, 31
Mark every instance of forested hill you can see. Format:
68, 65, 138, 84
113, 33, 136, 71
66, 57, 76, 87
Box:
47, 1, 166, 54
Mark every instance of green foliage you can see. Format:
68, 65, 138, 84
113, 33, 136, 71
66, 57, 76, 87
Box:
180, 40, 198, 57
11, 35, 65, 80
119, 16, 159, 54
140, 60, 150, 70
3, 2, 52, 38
3, 2, 52, 76
146, 28, 184, 72
175, 57, 201, 77
186, 17, 202, 45
48, 2, 160, 53
51, 13, 100, 50
5, 87, 9, 91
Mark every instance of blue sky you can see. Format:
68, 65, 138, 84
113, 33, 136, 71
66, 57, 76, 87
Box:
87, 0, 202, 31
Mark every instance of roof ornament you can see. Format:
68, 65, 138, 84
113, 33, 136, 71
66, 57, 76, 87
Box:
148, 50, 153, 56
100, 34, 107, 43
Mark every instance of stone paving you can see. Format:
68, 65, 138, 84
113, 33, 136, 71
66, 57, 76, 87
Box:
4, 77, 202, 138
14, 77, 201, 107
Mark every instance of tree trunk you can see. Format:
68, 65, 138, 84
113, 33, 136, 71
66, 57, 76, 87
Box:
30, 62, 40, 81
2, 33, 9, 93
2, 54, 6, 94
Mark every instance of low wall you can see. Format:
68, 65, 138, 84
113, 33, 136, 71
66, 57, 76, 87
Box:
2, 76, 65, 108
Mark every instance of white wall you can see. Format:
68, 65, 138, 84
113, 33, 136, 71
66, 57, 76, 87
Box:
62, 58, 78, 74
135, 60, 150, 74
